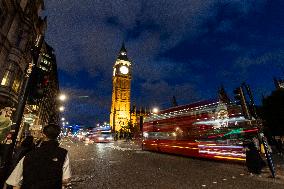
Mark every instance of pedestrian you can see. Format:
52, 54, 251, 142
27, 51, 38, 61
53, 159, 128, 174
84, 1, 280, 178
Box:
276, 139, 283, 156
5, 124, 71, 189
11, 136, 35, 170
244, 140, 265, 175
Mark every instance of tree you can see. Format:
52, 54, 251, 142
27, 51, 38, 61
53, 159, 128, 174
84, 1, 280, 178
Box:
261, 89, 284, 136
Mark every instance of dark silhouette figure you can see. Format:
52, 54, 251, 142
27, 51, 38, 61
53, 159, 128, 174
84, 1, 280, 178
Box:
171, 96, 178, 107
276, 139, 283, 155
245, 141, 265, 174
11, 136, 35, 169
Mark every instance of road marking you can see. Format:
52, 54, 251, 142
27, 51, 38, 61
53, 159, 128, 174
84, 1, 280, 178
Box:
213, 181, 217, 184
232, 176, 236, 179
240, 173, 244, 176
201, 185, 206, 187
222, 178, 227, 181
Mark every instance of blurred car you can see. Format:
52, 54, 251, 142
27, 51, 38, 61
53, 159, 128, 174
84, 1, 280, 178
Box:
84, 133, 114, 144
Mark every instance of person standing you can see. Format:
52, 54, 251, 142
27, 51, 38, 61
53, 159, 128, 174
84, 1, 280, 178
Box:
245, 140, 264, 175
10, 136, 35, 171
6, 124, 71, 189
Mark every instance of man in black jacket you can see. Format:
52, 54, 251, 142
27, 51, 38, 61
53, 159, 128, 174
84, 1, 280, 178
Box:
6, 124, 71, 189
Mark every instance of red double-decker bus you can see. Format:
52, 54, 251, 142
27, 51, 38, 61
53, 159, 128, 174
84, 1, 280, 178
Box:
142, 100, 259, 162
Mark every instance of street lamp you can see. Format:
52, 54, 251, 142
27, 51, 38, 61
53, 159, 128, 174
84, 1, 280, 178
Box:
59, 106, 65, 112
152, 107, 159, 114
58, 93, 67, 101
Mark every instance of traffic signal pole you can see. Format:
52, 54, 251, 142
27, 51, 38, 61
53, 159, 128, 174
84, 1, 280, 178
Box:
237, 83, 276, 178
242, 83, 258, 119
12, 34, 44, 151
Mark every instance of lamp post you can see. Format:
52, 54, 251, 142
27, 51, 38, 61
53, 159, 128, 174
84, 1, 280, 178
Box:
58, 94, 67, 102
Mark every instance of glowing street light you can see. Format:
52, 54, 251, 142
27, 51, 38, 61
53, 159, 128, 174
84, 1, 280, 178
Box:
59, 106, 65, 112
152, 107, 159, 114
61, 117, 65, 121
59, 94, 67, 101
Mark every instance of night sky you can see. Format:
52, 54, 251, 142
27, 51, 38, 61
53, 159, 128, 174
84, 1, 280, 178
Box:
44, 0, 284, 126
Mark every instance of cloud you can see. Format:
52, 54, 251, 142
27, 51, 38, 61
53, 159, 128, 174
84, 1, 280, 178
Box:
235, 50, 284, 68
43, 0, 271, 124
134, 80, 200, 108
45, 0, 267, 79
60, 87, 111, 125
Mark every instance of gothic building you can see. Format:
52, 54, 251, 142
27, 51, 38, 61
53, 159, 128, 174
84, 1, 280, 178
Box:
0, 0, 45, 108
110, 44, 132, 132
274, 77, 284, 89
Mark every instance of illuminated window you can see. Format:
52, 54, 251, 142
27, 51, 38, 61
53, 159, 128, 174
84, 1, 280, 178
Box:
1, 71, 11, 86
12, 71, 22, 93
1, 62, 23, 93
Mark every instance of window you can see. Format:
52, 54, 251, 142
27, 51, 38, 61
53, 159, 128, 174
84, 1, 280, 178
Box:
1, 62, 23, 94
1, 71, 11, 86
12, 71, 22, 93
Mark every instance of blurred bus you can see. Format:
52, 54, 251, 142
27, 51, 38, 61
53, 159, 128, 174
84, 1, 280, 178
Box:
142, 100, 259, 162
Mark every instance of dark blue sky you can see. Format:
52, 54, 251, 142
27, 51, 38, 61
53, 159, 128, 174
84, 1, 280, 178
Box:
45, 0, 284, 126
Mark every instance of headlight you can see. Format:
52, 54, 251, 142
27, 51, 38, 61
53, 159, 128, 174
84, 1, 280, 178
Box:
106, 137, 113, 140
98, 137, 104, 140
143, 132, 149, 138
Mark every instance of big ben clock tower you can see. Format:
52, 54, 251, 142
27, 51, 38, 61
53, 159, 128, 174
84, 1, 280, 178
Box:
110, 43, 132, 132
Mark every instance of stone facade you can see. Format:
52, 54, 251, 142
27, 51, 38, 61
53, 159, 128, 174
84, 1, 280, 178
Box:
0, 1, 60, 138
0, 0, 45, 108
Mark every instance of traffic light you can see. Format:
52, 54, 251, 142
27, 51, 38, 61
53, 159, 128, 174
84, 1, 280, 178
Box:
28, 67, 49, 103
233, 86, 250, 119
242, 83, 258, 118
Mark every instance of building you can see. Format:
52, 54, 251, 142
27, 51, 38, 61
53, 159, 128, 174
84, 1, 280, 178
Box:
274, 77, 284, 89
130, 106, 149, 133
25, 41, 60, 138
110, 44, 132, 132
0, 1, 60, 139
0, 0, 45, 109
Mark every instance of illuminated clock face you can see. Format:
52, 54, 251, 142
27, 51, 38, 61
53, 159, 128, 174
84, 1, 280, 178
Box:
119, 65, 129, 75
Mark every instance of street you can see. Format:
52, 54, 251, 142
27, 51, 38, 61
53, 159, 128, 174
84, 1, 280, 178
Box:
61, 138, 284, 189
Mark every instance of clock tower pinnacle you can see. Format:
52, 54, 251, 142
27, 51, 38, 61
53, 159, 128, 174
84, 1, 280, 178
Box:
110, 43, 132, 132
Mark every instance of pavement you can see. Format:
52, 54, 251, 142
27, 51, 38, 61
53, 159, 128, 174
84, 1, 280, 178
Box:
61, 138, 284, 189
119, 139, 284, 179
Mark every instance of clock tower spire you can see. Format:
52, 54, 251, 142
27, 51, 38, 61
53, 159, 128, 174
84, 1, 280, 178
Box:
110, 43, 132, 132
